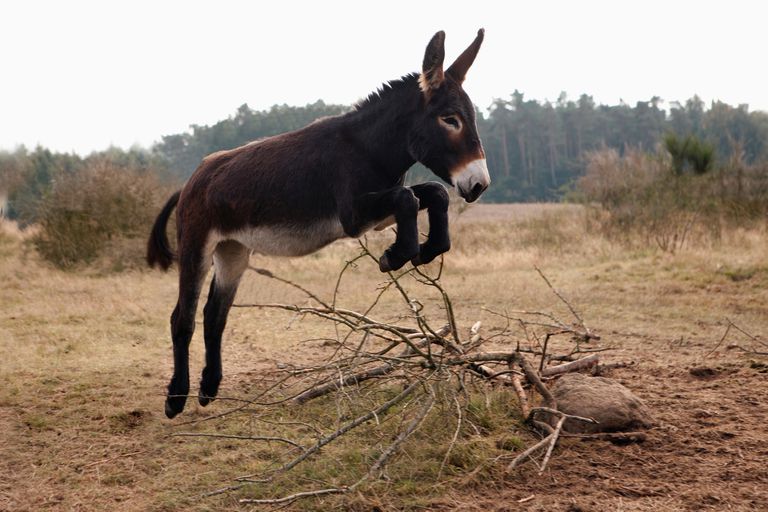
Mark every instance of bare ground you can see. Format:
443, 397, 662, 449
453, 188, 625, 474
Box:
1, 204, 766, 511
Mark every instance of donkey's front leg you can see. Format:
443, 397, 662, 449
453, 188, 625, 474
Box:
344, 186, 420, 272
409, 182, 450, 266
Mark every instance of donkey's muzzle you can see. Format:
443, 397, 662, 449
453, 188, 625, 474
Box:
454, 158, 490, 203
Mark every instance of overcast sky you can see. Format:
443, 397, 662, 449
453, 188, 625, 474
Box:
1, 0, 766, 155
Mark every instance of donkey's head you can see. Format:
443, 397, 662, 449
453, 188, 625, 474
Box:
408, 29, 489, 203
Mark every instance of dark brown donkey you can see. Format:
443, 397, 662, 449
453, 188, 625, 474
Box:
147, 29, 489, 418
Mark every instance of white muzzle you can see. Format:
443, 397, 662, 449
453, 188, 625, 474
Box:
453, 158, 490, 202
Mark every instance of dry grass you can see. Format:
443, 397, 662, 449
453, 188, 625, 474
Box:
1, 205, 767, 511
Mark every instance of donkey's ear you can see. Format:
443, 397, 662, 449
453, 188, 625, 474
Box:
419, 31, 445, 94
446, 28, 484, 83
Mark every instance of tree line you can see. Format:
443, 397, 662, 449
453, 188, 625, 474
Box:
152, 93, 768, 201
2, 92, 768, 222
479, 93, 768, 201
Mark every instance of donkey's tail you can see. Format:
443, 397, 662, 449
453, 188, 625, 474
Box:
147, 190, 181, 271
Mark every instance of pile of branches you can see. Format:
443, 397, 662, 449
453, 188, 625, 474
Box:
176, 242, 614, 506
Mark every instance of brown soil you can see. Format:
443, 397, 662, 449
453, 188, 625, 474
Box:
443, 356, 768, 511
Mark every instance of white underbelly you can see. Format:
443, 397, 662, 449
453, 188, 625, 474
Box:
211, 219, 347, 257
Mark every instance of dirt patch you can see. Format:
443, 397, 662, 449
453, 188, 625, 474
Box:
447, 359, 768, 512
109, 409, 151, 433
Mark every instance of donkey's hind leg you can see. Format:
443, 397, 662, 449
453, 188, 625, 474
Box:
199, 240, 250, 406
166, 246, 212, 419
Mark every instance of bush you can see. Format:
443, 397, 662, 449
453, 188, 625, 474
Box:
577, 147, 767, 252
664, 133, 715, 175
33, 161, 171, 269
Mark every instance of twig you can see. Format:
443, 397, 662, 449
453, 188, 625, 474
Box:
528, 406, 598, 426
728, 318, 766, 348
539, 332, 551, 372
511, 374, 530, 418
239, 487, 348, 505
413, 264, 461, 344
293, 361, 399, 404
236, 378, 425, 481
705, 320, 733, 358
507, 408, 596, 472
538, 414, 566, 474
247, 265, 330, 309
534, 266, 588, 333
506, 435, 551, 471
365, 394, 435, 479
437, 396, 463, 479
79, 450, 145, 469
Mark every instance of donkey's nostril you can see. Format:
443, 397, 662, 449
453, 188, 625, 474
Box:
463, 182, 487, 203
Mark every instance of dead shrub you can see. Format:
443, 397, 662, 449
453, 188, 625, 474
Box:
33, 161, 171, 269
578, 148, 768, 252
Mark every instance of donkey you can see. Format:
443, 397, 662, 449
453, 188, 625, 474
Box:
147, 29, 489, 418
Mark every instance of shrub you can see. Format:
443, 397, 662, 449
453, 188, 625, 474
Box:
664, 133, 715, 175
577, 147, 768, 252
33, 161, 171, 269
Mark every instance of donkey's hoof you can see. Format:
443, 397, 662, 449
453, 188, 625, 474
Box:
198, 384, 219, 407
164, 396, 187, 419
379, 253, 395, 272
410, 242, 448, 267
411, 250, 440, 267
379, 248, 413, 272
199, 369, 221, 406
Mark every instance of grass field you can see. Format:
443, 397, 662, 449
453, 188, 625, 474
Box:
1, 203, 767, 511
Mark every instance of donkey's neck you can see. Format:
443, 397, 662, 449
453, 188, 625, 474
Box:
343, 74, 422, 182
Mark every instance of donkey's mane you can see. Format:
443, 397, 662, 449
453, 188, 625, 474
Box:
353, 73, 420, 112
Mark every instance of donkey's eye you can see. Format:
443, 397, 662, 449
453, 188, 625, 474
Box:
440, 115, 461, 130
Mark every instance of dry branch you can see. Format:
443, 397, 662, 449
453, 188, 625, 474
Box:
707, 318, 767, 357
236, 378, 425, 482
507, 408, 597, 472
188, 244, 607, 504
541, 354, 600, 377
511, 374, 530, 418
538, 414, 566, 474
514, 353, 555, 409
239, 487, 349, 505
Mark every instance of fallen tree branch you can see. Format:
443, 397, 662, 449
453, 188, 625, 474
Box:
511, 374, 530, 418
541, 354, 600, 377
514, 352, 555, 409
538, 414, 566, 474
508, 408, 597, 472
187, 245, 607, 504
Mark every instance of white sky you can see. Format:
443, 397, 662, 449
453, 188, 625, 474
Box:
1, 0, 766, 155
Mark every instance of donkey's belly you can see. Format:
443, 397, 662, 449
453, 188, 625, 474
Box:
214, 219, 347, 257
